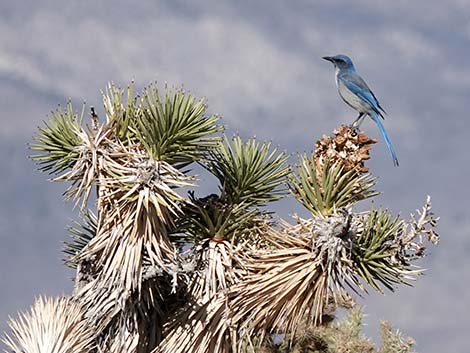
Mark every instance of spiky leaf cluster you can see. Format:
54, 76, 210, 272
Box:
30, 102, 85, 174
353, 197, 439, 292
291, 157, 377, 217
31, 82, 221, 181
291, 125, 378, 217
102, 82, 137, 140
207, 136, 290, 207
135, 84, 221, 167
176, 193, 264, 243
63, 210, 97, 269
178, 136, 290, 244
354, 209, 406, 291
3, 296, 94, 353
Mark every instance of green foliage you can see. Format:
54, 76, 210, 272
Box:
206, 136, 290, 207
353, 208, 410, 292
176, 193, 263, 243
135, 84, 222, 167
30, 102, 85, 174
290, 157, 377, 217
102, 82, 138, 140
175, 136, 289, 243
31, 82, 222, 180
63, 210, 97, 269
102, 82, 222, 165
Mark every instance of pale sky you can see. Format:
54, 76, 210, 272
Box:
1, 1, 469, 352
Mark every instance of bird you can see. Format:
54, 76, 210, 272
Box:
322, 54, 399, 166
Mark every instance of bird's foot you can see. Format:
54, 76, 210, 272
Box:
350, 125, 360, 137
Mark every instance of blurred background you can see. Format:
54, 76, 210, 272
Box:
1, 1, 469, 352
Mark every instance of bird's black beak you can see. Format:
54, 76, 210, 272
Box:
322, 56, 334, 63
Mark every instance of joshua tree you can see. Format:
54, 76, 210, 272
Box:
3, 82, 439, 353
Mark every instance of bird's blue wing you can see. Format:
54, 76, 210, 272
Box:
339, 72, 385, 118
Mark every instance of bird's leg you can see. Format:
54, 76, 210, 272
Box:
352, 113, 365, 127
356, 115, 366, 128
351, 113, 365, 136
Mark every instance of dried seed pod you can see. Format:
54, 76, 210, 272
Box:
314, 125, 376, 173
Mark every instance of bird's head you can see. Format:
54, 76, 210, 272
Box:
322, 54, 355, 71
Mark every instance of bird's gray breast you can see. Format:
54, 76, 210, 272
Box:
336, 78, 371, 113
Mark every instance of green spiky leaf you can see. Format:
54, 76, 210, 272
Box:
30, 102, 85, 174
290, 156, 378, 217
134, 84, 221, 167
353, 208, 410, 292
63, 210, 97, 269
174, 192, 267, 243
102, 82, 138, 140
205, 136, 290, 208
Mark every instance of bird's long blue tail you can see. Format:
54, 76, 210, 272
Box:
370, 112, 399, 166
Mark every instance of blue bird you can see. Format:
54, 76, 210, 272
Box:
323, 54, 399, 166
